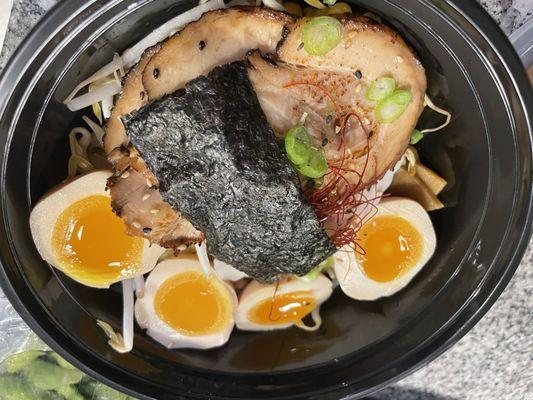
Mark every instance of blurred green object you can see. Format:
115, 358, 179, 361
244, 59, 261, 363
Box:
48, 353, 77, 370
1, 350, 135, 399
0, 375, 42, 400
3, 350, 44, 374
79, 379, 133, 399
56, 384, 84, 400
24, 359, 83, 390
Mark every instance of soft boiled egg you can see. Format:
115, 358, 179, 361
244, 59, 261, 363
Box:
29, 170, 164, 288
236, 275, 333, 331
135, 255, 237, 349
334, 197, 436, 300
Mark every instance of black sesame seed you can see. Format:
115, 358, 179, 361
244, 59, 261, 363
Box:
140, 91, 145, 100
198, 40, 206, 50
297, 42, 304, 51
354, 70, 362, 79
153, 68, 160, 79
325, 114, 333, 124
321, 137, 329, 146
368, 130, 374, 138
143, 227, 152, 234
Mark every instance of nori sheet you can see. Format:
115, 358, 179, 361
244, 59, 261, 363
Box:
123, 61, 335, 282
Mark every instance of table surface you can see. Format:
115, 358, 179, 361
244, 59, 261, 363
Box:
0, 1, 532, 399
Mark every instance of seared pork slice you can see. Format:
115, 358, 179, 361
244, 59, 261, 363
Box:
104, 45, 201, 246
248, 51, 373, 161
104, 6, 291, 248
142, 6, 292, 100
277, 15, 427, 184
105, 45, 160, 155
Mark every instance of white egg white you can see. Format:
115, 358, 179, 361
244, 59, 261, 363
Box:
214, 259, 248, 281
135, 255, 237, 349
236, 275, 333, 331
334, 197, 436, 301
29, 170, 164, 288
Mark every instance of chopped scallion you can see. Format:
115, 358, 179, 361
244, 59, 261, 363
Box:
410, 129, 423, 144
375, 89, 412, 123
298, 256, 334, 282
303, 0, 326, 9
284, 125, 312, 165
296, 148, 328, 178
301, 16, 343, 56
365, 77, 396, 101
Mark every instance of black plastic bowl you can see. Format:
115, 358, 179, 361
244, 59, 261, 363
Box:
0, 0, 531, 398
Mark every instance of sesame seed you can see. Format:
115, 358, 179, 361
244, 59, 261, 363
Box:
395, 55, 404, 63
198, 40, 206, 50
363, 117, 370, 125
153, 68, 160, 79
146, 178, 152, 187
121, 171, 130, 179
297, 42, 304, 51
354, 70, 362, 79
133, 221, 141, 229
150, 208, 159, 214
142, 193, 150, 201
322, 137, 329, 146
355, 84, 362, 93
142, 227, 152, 234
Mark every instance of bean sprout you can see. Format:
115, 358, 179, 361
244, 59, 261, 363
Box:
96, 279, 135, 353
421, 94, 452, 134
195, 242, 212, 276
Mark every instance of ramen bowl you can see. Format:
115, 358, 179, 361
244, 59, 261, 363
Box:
0, 0, 531, 398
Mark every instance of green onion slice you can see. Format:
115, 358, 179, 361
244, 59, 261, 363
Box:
375, 89, 412, 123
301, 16, 343, 56
285, 125, 312, 165
322, 0, 337, 5
297, 148, 328, 178
303, 0, 327, 9
410, 129, 423, 144
365, 77, 396, 101
298, 256, 334, 282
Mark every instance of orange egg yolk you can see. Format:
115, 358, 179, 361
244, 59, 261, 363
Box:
52, 195, 143, 286
356, 215, 423, 282
154, 271, 231, 335
248, 291, 316, 325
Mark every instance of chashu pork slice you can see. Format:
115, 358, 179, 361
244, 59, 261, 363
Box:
104, 44, 202, 246
104, 7, 292, 248
275, 14, 427, 185
142, 6, 293, 100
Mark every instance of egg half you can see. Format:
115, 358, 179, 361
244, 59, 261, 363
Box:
334, 197, 436, 300
236, 275, 333, 331
135, 255, 237, 349
29, 170, 164, 288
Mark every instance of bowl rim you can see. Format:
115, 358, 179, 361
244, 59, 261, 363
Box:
0, 0, 531, 398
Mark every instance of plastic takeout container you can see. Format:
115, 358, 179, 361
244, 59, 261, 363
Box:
0, 0, 531, 399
